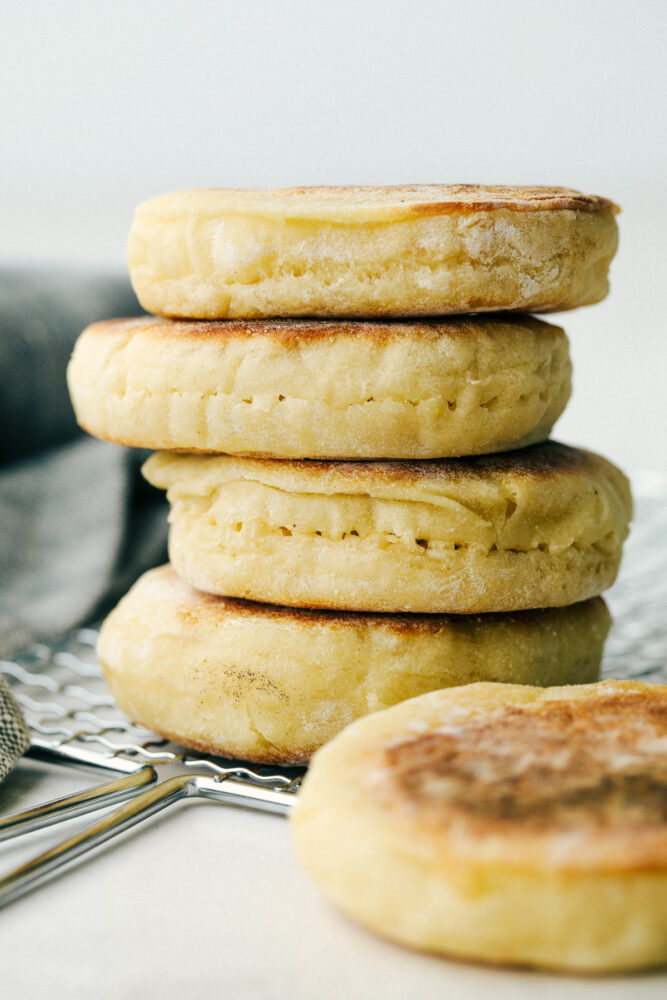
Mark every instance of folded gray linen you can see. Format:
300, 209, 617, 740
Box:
0, 268, 168, 777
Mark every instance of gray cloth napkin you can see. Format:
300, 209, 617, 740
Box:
0, 267, 169, 777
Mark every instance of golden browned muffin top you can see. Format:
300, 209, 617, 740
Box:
144, 184, 617, 218
380, 684, 667, 869
84, 313, 560, 344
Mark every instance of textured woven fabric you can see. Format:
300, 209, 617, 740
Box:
0, 268, 168, 779
0, 676, 30, 782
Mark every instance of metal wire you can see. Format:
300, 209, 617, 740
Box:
601, 481, 667, 685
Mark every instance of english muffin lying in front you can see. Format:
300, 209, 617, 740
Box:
291, 680, 667, 972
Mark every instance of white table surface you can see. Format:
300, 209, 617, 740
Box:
1, 755, 665, 999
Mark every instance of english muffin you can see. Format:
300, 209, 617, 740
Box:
128, 185, 618, 318
291, 680, 667, 972
97, 565, 610, 764
66, 314, 571, 459
142, 442, 632, 613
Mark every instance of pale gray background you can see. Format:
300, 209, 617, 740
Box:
2, 0, 666, 475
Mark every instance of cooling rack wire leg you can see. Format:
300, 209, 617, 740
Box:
0, 767, 156, 842
0, 774, 191, 909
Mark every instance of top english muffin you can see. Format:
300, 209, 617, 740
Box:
128, 185, 619, 319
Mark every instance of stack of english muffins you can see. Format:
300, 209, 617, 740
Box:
68, 185, 631, 765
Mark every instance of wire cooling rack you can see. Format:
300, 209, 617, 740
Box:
0, 479, 665, 907
599, 479, 667, 685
